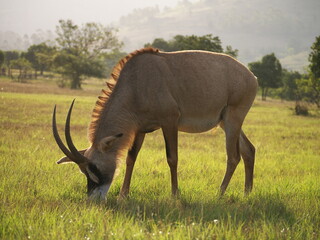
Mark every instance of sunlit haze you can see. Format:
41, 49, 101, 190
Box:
0, 0, 196, 34
1, 0, 319, 70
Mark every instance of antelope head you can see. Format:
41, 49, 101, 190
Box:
52, 100, 122, 201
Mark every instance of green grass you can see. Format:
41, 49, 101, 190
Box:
0, 82, 319, 239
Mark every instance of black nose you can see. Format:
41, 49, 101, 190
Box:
87, 177, 99, 195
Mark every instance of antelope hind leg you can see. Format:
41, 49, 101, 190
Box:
219, 108, 243, 195
240, 130, 255, 194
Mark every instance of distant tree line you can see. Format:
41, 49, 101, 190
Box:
0, 25, 238, 88
0, 20, 319, 112
0, 20, 124, 88
248, 36, 320, 113
0, 44, 58, 82
145, 34, 239, 58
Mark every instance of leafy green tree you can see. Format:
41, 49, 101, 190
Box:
4, 51, 19, 64
225, 45, 239, 59
54, 19, 122, 89
248, 53, 282, 100
104, 49, 127, 75
0, 50, 4, 76
296, 76, 320, 108
296, 36, 320, 108
172, 34, 224, 52
278, 69, 301, 101
23, 43, 57, 77
145, 34, 238, 58
309, 36, 320, 79
0, 50, 4, 67
4, 51, 20, 77
10, 58, 32, 82
146, 38, 170, 51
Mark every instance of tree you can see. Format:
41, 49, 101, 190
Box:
297, 36, 320, 108
278, 69, 301, 101
54, 19, 122, 89
225, 45, 239, 59
296, 76, 320, 108
0, 50, 4, 67
0, 50, 4, 76
171, 34, 224, 52
4, 51, 19, 77
248, 53, 282, 100
23, 43, 57, 77
10, 58, 32, 82
104, 49, 127, 75
309, 36, 320, 79
145, 34, 238, 58
147, 38, 170, 51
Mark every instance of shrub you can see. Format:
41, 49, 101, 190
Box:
295, 102, 309, 116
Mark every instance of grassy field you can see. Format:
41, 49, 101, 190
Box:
0, 79, 319, 239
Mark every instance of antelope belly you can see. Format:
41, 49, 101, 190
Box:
178, 117, 220, 133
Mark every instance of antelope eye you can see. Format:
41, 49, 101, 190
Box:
87, 163, 103, 182
88, 163, 99, 174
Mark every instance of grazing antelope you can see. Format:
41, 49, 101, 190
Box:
52, 48, 258, 201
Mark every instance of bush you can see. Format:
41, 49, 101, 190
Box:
295, 102, 309, 116
57, 77, 68, 88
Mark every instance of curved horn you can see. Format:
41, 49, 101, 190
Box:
65, 99, 88, 164
52, 105, 77, 162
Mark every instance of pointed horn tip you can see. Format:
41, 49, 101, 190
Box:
52, 102, 79, 164
69, 99, 76, 112
52, 105, 57, 123
64, 99, 88, 164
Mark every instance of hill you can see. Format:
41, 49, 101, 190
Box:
1, 0, 319, 71
116, 0, 320, 71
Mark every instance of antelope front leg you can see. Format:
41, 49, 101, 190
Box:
119, 133, 145, 200
162, 124, 179, 196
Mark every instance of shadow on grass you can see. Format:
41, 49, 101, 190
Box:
102, 191, 296, 227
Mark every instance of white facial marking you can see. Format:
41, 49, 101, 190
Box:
88, 184, 111, 201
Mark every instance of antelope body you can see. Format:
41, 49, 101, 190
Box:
53, 48, 258, 200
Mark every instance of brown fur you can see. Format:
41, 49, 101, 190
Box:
81, 47, 258, 199
88, 47, 159, 143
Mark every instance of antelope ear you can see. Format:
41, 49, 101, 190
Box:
56, 156, 74, 164
86, 165, 99, 184
56, 149, 87, 164
99, 133, 123, 152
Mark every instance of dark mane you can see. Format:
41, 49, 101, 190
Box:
88, 47, 159, 142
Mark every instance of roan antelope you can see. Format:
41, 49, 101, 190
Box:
52, 48, 258, 201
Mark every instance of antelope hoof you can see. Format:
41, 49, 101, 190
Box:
244, 186, 253, 196
171, 189, 180, 198
117, 192, 129, 203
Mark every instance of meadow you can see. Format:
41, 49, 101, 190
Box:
0, 78, 319, 239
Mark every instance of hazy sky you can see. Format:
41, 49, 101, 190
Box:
0, 0, 197, 34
